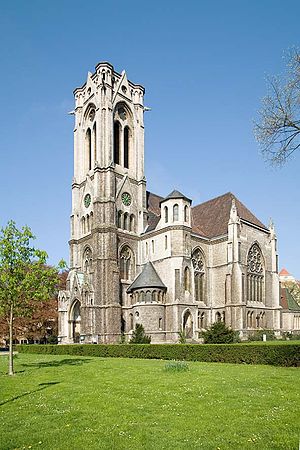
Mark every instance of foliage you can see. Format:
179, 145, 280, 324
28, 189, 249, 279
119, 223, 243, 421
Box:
178, 328, 187, 344
0, 220, 64, 374
1, 354, 299, 449
254, 48, 300, 165
164, 360, 189, 372
129, 324, 151, 344
248, 329, 276, 342
201, 321, 239, 344
17, 341, 300, 367
282, 331, 300, 341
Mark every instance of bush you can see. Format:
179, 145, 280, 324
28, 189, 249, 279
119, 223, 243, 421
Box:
47, 335, 58, 344
17, 341, 300, 367
130, 324, 151, 344
178, 329, 187, 344
201, 321, 239, 344
248, 329, 276, 342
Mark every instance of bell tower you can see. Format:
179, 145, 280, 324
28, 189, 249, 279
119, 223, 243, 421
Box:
62, 62, 146, 343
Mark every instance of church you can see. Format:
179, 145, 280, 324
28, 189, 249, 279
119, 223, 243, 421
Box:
58, 62, 281, 344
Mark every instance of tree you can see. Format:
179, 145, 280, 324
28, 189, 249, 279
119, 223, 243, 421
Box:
201, 321, 239, 344
0, 221, 64, 375
285, 281, 300, 306
254, 48, 300, 165
129, 324, 151, 344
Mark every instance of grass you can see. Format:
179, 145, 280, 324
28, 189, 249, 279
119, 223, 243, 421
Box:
0, 354, 299, 450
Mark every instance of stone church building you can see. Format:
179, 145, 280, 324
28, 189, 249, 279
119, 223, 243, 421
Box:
58, 62, 281, 344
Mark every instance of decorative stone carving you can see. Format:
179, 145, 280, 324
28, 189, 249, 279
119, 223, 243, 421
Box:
192, 249, 205, 273
247, 244, 263, 274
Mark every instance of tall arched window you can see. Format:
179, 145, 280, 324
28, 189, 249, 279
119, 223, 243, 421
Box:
164, 206, 168, 223
192, 248, 205, 303
113, 121, 120, 165
124, 126, 130, 169
124, 213, 129, 231
130, 214, 135, 232
184, 267, 191, 292
119, 246, 133, 280
117, 211, 123, 228
86, 128, 92, 171
198, 311, 205, 329
184, 205, 189, 222
173, 204, 179, 221
83, 247, 93, 285
247, 244, 264, 303
93, 123, 97, 164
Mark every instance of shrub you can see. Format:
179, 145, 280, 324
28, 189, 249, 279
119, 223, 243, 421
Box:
130, 324, 151, 344
248, 329, 276, 342
17, 341, 300, 367
201, 321, 239, 344
47, 335, 58, 344
178, 329, 187, 344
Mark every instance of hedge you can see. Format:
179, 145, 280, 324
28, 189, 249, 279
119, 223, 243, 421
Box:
16, 341, 300, 367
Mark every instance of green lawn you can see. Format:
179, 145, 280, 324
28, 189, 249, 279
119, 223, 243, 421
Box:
0, 354, 299, 450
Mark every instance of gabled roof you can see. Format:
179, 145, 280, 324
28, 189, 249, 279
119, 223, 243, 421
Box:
192, 192, 268, 238
127, 262, 166, 293
279, 268, 290, 276
146, 190, 268, 238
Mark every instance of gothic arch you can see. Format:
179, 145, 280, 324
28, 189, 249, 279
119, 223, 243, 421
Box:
113, 102, 134, 168
82, 246, 93, 275
119, 244, 135, 281
69, 299, 81, 343
247, 243, 265, 303
182, 309, 193, 339
192, 247, 206, 303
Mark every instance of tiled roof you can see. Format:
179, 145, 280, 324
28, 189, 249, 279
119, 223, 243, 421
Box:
279, 268, 290, 276
191, 192, 268, 238
280, 287, 300, 311
127, 262, 167, 293
146, 190, 268, 238
146, 191, 162, 216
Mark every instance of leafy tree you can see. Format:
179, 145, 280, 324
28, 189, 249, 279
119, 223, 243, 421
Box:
285, 281, 300, 306
201, 321, 239, 344
129, 323, 151, 344
254, 48, 300, 165
0, 221, 64, 375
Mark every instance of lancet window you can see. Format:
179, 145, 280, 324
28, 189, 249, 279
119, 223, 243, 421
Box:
113, 104, 133, 168
119, 246, 133, 280
192, 248, 205, 303
247, 244, 264, 303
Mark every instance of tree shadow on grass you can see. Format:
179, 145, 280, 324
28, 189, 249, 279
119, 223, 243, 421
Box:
0, 381, 60, 407
21, 358, 92, 369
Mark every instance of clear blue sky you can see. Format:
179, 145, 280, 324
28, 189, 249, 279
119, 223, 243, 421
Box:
0, 0, 299, 278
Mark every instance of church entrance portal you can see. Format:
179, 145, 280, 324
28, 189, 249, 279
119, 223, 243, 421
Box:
70, 300, 81, 343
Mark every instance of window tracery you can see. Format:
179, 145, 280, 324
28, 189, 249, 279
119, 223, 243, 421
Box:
247, 244, 264, 303
119, 245, 133, 280
192, 249, 205, 303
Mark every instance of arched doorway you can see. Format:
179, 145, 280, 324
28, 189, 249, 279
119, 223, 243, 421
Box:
183, 310, 193, 339
70, 300, 81, 343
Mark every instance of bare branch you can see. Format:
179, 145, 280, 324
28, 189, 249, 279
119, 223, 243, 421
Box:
254, 49, 300, 165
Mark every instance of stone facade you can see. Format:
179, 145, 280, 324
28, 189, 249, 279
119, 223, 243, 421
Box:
58, 62, 282, 344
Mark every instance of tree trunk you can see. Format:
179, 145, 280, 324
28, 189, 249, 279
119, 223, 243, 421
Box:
8, 304, 14, 376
